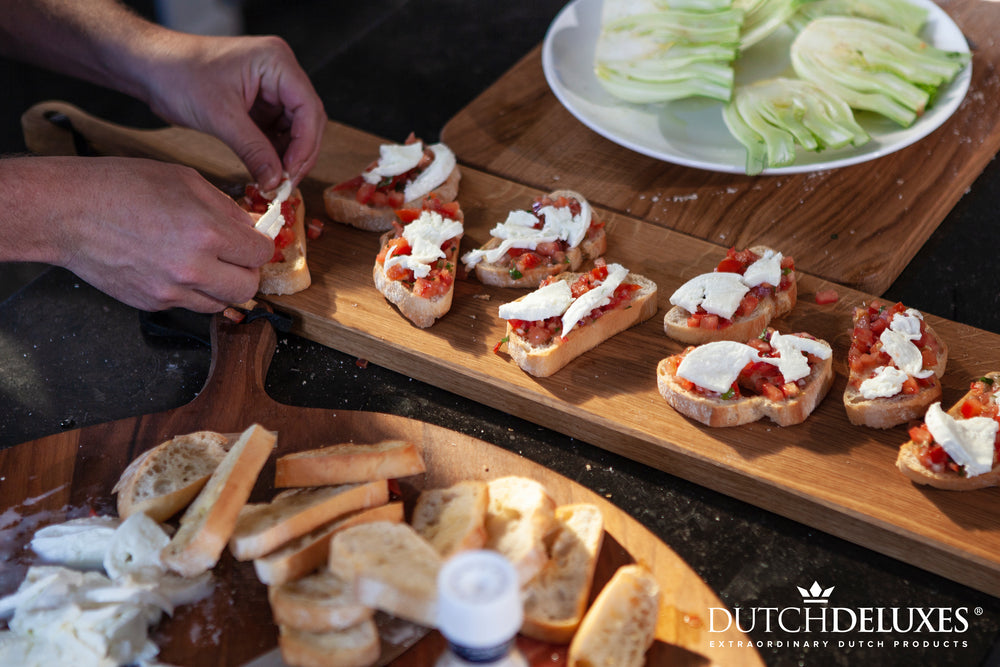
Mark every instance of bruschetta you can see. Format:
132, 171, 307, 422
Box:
664, 245, 796, 344
461, 189, 607, 288
496, 260, 658, 377
324, 133, 460, 232
656, 328, 834, 427
844, 300, 948, 428
373, 194, 464, 328
896, 372, 1000, 490
239, 183, 311, 295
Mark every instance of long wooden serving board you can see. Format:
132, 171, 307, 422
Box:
440, 0, 1000, 296
20, 102, 1000, 600
0, 313, 761, 666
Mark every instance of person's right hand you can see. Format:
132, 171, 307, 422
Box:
1, 156, 275, 313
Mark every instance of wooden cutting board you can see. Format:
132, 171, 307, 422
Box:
20, 102, 1000, 601
439, 0, 1000, 295
0, 312, 761, 666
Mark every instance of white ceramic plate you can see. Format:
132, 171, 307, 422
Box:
541, 0, 972, 174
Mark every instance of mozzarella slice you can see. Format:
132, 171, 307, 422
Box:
30, 517, 121, 570
741, 250, 783, 288
889, 308, 924, 340
383, 210, 463, 279
103, 514, 171, 582
362, 141, 425, 184
760, 332, 832, 383
676, 341, 761, 394
924, 402, 999, 477
461, 200, 591, 269
403, 143, 457, 203
879, 328, 934, 379
859, 365, 909, 399
498, 280, 574, 322
669, 272, 749, 319
252, 175, 294, 240
561, 263, 630, 337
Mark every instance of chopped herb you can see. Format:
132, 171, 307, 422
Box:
509, 267, 523, 280
981, 377, 995, 386
721, 387, 736, 400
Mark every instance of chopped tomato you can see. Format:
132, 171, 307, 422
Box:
715, 257, 743, 274
908, 424, 934, 447
274, 226, 295, 249
815, 288, 839, 305
306, 218, 324, 240
377, 237, 411, 264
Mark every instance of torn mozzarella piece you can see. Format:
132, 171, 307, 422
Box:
880, 328, 935, 379
30, 517, 120, 570
103, 514, 171, 582
462, 199, 591, 269
859, 366, 909, 399
561, 263, 630, 338
760, 332, 832, 383
676, 341, 761, 394
498, 280, 574, 322
924, 402, 998, 477
403, 143, 456, 203
362, 141, 425, 184
669, 272, 749, 320
383, 210, 463, 280
889, 308, 924, 340
741, 250, 783, 288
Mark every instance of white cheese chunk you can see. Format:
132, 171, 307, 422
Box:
103, 514, 170, 582
30, 517, 121, 570
383, 210, 463, 279
669, 272, 749, 320
461, 199, 591, 269
889, 308, 924, 340
538, 200, 591, 249
676, 341, 761, 394
924, 402, 999, 477
403, 143, 456, 203
859, 365, 909, 399
741, 250, 783, 288
760, 332, 832, 383
362, 141, 425, 184
498, 280, 574, 322
561, 263, 629, 338
880, 328, 934, 379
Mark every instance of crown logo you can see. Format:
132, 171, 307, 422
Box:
797, 581, 835, 604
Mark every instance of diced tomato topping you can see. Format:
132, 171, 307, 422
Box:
815, 288, 839, 305
909, 424, 934, 446
306, 218, 324, 240
715, 257, 744, 274
274, 226, 295, 249
698, 314, 720, 330
377, 237, 411, 264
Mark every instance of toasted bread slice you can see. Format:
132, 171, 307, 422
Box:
328, 521, 442, 627
843, 381, 943, 429
160, 424, 276, 577
663, 245, 796, 345
521, 503, 605, 643
259, 187, 310, 295
657, 330, 834, 427
269, 570, 372, 633
465, 190, 607, 289
230, 480, 389, 561
484, 476, 556, 585
275, 440, 425, 488
503, 267, 659, 378
567, 564, 660, 667
254, 502, 404, 586
113, 430, 230, 523
277, 619, 380, 667
411, 480, 488, 558
896, 372, 1000, 490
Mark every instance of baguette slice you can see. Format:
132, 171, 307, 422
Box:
567, 564, 660, 667
521, 504, 605, 643
484, 476, 556, 585
465, 190, 607, 289
268, 570, 372, 633
254, 502, 405, 586
411, 480, 488, 558
160, 424, 276, 577
230, 480, 389, 561
113, 430, 230, 522
503, 267, 659, 378
259, 187, 310, 295
896, 372, 1000, 490
663, 245, 796, 345
277, 619, 380, 667
328, 521, 442, 627
275, 440, 425, 488
657, 332, 834, 428
844, 300, 948, 428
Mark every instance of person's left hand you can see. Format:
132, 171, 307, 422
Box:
139, 33, 326, 190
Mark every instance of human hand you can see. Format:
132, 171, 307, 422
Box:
4, 156, 275, 312
138, 33, 326, 191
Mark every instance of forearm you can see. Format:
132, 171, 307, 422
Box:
0, 156, 81, 266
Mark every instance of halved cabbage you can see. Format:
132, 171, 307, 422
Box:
788, 0, 929, 35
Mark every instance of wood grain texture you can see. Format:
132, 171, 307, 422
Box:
20, 101, 1000, 600
0, 314, 760, 667
439, 0, 1000, 294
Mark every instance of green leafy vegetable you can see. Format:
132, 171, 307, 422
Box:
594, 5, 744, 103
788, 0, 929, 35
790, 17, 971, 127
722, 77, 870, 174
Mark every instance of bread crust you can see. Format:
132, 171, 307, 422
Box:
896, 371, 1000, 490
323, 166, 461, 232
277, 620, 380, 667
411, 480, 488, 558
373, 228, 461, 329
268, 570, 373, 633
656, 334, 834, 428
504, 271, 658, 378
275, 440, 425, 488
467, 189, 608, 288
663, 245, 796, 344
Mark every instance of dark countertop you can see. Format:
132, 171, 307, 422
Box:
2, 1, 999, 665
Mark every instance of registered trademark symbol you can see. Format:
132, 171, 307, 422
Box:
975, 607, 984, 616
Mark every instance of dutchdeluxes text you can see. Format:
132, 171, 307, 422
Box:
709, 606, 971, 634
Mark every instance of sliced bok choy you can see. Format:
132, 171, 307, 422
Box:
594, 7, 744, 103
788, 0, 929, 35
734, 0, 815, 50
791, 17, 971, 127
722, 77, 870, 174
